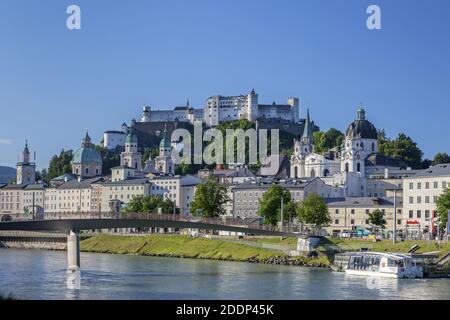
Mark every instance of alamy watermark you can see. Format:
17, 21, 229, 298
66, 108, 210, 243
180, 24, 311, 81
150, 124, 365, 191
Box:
66, 5, 81, 30
66, 4, 381, 31
170, 122, 280, 175
367, 5, 382, 30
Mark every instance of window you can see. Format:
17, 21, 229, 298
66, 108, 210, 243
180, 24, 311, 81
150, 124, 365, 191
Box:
417, 196, 422, 204
351, 219, 355, 225
443, 181, 447, 189
434, 181, 438, 188
397, 219, 402, 225
409, 197, 414, 204
425, 210, 430, 220
351, 209, 355, 214
409, 183, 413, 190
417, 182, 421, 189
417, 210, 422, 219
366, 209, 370, 214
425, 196, 430, 204
434, 196, 438, 203
334, 219, 339, 225
425, 182, 430, 189
409, 211, 413, 219
335, 209, 339, 214
357, 163, 361, 172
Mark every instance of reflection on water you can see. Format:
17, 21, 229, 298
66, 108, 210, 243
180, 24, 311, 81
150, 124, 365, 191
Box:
66, 270, 81, 290
0, 248, 448, 300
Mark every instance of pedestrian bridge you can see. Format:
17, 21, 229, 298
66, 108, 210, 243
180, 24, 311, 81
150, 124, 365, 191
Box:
0, 213, 316, 271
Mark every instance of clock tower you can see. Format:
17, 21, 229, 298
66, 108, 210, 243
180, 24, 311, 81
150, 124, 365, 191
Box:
16, 141, 36, 185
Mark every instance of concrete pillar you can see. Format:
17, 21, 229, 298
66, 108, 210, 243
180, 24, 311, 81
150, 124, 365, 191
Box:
67, 230, 80, 272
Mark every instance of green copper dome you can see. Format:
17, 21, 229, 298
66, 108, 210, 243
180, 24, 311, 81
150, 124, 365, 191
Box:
126, 130, 138, 144
72, 147, 102, 165
72, 132, 103, 165
160, 137, 171, 149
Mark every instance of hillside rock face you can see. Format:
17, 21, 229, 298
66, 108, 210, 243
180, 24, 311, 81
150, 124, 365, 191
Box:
0, 166, 16, 184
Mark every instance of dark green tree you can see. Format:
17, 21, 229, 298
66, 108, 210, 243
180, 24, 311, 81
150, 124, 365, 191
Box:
378, 133, 423, 169
432, 153, 450, 166
368, 209, 387, 230
47, 149, 73, 180
296, 193, 331, 228
94, 145, 121, 175
437, 186, 450, 232
258, 185, 292, 226
190, 179, 230, 218
125, 195, 175, 214
313, 128, 345, 153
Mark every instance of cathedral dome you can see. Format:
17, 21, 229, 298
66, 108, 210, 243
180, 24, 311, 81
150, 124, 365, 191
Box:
72, 132, 103, 165
345, 108, 378, 140
72, 147, 103, 165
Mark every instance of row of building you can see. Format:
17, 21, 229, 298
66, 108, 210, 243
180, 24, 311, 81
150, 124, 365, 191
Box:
1, 105, 449, 237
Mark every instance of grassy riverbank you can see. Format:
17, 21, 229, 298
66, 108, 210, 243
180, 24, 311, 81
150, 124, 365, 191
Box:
80, 235, 330, 267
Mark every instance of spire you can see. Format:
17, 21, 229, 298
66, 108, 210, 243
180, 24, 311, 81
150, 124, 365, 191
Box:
22, 140, 30, 163
302, 108, 313, 142
82, 130, 93, 147
186, 98, 190, 108
24, 140, 29, 154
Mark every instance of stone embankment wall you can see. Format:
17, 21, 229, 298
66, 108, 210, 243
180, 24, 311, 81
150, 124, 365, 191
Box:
0, 231, 68, 251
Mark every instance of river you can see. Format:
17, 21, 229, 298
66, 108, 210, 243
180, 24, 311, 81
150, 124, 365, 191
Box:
0, 248, 449, 300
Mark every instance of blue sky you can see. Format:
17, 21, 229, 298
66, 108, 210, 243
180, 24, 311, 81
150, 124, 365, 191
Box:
0, 0, 449, 170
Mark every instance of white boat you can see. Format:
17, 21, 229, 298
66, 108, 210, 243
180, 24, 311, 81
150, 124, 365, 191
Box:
344, 252, 424, 279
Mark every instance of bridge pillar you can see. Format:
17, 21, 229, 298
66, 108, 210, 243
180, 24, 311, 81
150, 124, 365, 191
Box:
67, 230, 80, 272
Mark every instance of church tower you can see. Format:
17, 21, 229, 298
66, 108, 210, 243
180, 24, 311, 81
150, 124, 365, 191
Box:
155, 126, 175, 175
290, 109, 314, 178
247, 89, 259, 121
16, 140, 36, 185
341, 107, 378, 177
121, 127, 142, 170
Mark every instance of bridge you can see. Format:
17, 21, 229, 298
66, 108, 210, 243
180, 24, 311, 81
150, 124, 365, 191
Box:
0, 213, 314, 271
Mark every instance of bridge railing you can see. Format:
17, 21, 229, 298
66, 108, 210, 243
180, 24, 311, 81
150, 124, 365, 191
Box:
40, 212, 293, 233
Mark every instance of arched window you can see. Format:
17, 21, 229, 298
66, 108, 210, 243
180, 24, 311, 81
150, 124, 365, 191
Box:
85, 168, 89, 175
357, 162, 361, 172
294, 167, 299, 178
345, 163, 349, 173
310, 169, 316, 178
324, 169, 330, 177
371, 142, 375, 152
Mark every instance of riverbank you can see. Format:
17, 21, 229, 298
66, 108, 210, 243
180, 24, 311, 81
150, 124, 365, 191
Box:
80, 235, 330, 267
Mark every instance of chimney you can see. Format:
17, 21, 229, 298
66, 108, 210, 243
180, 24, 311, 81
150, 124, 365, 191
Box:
384, 168, 389, 179
64, 176, 68, 183
78, 176, 82, 182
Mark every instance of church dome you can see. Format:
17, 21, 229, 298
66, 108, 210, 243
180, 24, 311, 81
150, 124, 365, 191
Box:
126, 129, 138, 144
72, 132, 103, 165
72, 147, 102, 165
345, 108, 378, 140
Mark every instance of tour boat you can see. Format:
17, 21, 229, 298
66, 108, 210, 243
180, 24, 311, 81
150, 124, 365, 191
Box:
344, 252, 424, 279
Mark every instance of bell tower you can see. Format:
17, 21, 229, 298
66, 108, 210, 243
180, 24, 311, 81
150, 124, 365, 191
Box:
16, 140, 36, 185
